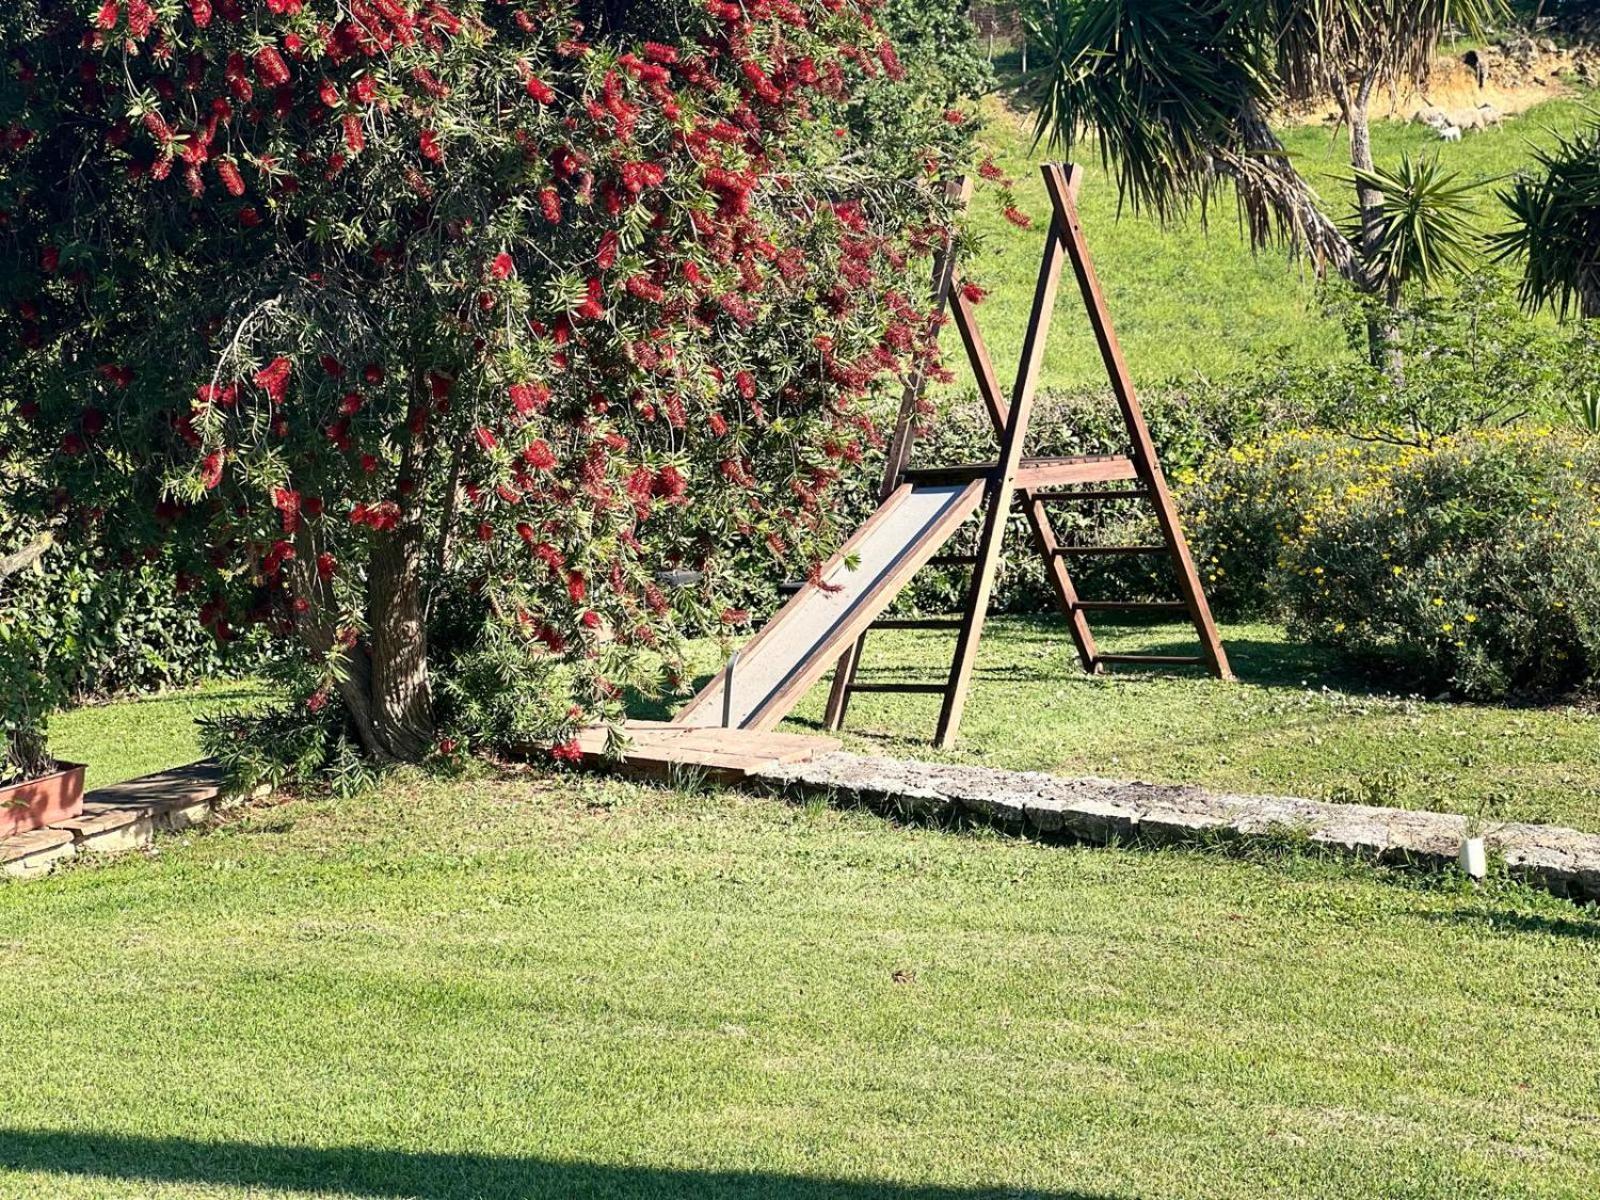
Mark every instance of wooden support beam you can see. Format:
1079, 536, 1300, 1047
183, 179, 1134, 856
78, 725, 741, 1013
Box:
1043, 162, 1233, 682
934, 164, 1077, 749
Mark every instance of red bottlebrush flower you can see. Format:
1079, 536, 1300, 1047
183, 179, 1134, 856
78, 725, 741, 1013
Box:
363, 363, 385, 385
351, 74, 379, 105
474, 426, 498, 452
708, 412, 727, 436
361, 453, 379, 473
95, 1, 120, 29
200, 451, 224, 489
877, 42, 906, 82
196, 381, 238, 407
596, 230, 619, 270
539, 187, 561, 224
960, 281, 988, 305
254, 356, 292, 403
339, 391, 363, 415
418, 128, 444, 162
942, 108, 965, 125
317, 552, 337, 580
303, 495, 324, 517
490, 251, 515, 280
342, 113, 365, 155
476, 521, 493, 542
39, 245, 60, 274
307, 690, 329, 713
735, 370, 756, 399
525, 74, 555, 104
272, 486, 301, 515
566, 571, 587, 603
239, 207, 261, 229
653, 464, 688, 504
580, 610, 600, 629
1002, 205, 1032, 230
509, 382, 549, 415
60, 432, 86, 457
522, 438, 556, 469
215, 158, 245, 197
187, 0, 212, 27
625, 275, 664, 303
254, 46, 292, 88
319, 354, 344, 379
97, 364, 133, 389
550, 739, 583, 765
318, 79, 341, 108
642, 41, 678, 65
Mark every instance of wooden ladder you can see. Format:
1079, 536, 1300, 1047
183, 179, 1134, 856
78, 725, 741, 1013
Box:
823, 163, 1233, 749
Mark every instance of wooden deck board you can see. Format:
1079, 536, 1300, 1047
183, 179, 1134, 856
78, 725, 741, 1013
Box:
576, 722, 841, 782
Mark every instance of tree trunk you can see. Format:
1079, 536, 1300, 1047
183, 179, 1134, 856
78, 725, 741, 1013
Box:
1338, 74, 1402, 374
286, 378, 436, 764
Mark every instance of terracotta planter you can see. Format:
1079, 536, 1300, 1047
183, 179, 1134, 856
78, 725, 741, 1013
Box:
0, 762, 86, 839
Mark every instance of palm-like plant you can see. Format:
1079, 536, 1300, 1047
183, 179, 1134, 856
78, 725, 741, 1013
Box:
1027, 0, 1506, 359
1490, 119, 1600, 320
1350, 156, 1482, 304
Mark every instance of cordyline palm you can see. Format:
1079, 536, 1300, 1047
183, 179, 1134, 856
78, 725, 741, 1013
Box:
1027, 0, 1504, 359
1490, 118, 1600, 320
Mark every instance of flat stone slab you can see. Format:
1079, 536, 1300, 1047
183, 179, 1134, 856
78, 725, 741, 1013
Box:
1, 827, 77, 879
756, 752, 1600, 904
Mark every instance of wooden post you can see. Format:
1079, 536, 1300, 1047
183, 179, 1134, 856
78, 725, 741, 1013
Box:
1042, 164, 1233, 681
933, 164, 1073, 748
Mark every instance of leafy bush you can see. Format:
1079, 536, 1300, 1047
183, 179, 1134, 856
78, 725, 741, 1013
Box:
1313, 275, 1594, 443
1281, 429, 1600, 698
1185, 430, 1399, 619
0, 627, 58, 785
1194, 428, 1600, 698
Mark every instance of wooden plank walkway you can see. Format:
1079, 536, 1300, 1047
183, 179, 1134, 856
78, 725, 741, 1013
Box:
574, 721, 841, 784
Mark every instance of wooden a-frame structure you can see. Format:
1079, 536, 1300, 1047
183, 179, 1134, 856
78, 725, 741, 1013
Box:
821, 162, 1233, 747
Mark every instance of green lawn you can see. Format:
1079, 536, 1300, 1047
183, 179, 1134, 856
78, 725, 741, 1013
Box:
962, 91, 1600, 393
48, 679, 269, 791
3, 762, 1600, 1199
732, 617, 1600, 835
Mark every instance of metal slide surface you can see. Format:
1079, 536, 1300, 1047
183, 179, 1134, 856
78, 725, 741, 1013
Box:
675, 480, 985, 730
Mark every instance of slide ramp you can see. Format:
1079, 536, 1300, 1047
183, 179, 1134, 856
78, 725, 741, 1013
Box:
675, 480, 985, 730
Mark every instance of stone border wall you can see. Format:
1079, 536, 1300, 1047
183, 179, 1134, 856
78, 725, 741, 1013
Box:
756, 752, 1600, 903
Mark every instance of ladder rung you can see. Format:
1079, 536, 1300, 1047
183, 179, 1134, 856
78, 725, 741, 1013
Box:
847, 682, 949, 694
872, 618, 965, 631
1074, 601, 1188, 613
1095, 653, 1206, 666
1055, 544, 1167, 556
927, 554, 978, 567
1035, 488, 1151, 503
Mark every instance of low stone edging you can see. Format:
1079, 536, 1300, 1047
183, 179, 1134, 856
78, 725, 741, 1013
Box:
755, 751, 1600, 903
1, 762, 254, 881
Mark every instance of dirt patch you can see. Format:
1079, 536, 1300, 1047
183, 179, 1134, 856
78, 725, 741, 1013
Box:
1290, 37, 1596, 130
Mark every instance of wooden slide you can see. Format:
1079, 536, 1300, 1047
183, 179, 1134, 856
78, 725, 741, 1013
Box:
674, 480, 985, 730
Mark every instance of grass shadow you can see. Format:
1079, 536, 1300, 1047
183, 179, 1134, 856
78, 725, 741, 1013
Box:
0, 1129, 1117, 1200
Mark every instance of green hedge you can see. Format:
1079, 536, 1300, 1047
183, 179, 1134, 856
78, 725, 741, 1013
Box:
1188, 428, 1600, 699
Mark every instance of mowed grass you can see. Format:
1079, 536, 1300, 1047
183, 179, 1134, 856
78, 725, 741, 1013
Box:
724, 617, 1600, 835
48, 678, 270, 791
960, 91, 1600, 392
3, 765, 1600, 1199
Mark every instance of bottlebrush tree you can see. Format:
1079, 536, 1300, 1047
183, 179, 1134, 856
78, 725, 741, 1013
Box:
0, 0, 967, 765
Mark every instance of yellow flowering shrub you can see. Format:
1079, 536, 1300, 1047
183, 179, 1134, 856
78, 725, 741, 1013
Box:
1193, 428, 1600, 697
